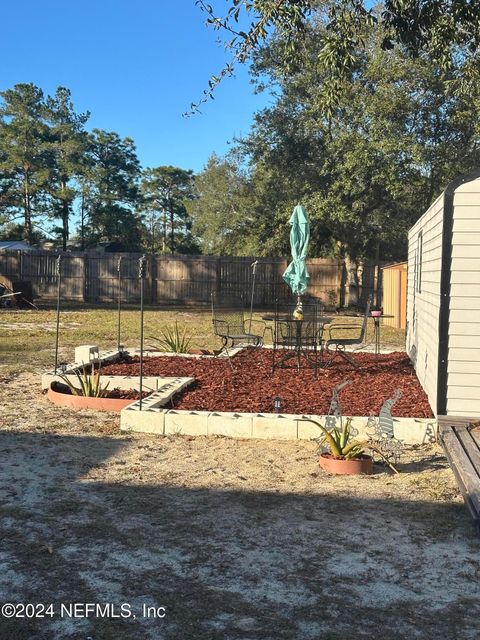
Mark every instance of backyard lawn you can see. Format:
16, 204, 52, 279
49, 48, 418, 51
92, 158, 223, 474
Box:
0, 303, 405, 374
0, 306, 479, 640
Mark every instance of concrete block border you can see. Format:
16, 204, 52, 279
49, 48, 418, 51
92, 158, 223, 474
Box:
120, 406, 437, 444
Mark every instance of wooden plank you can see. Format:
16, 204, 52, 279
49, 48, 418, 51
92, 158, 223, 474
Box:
455, 425, 480, 473
470, 427, 480, 449
438, 415, 477, 428
441, 427, 480, 516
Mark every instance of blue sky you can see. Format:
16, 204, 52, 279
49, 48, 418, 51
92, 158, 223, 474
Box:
0, 0, 271, 173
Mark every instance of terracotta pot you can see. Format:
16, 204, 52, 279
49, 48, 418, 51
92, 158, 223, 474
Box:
319, 453, 373, 475
47, 382, 135, 413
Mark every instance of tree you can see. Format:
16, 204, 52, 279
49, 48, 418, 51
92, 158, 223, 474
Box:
193, 1, 480, 114
188, 154, 257, 255
140, 166, 196, 254
45, 87, 89, 251
80, 129, 143, 250
234, 19, 480, 302
0, 83, 51, 243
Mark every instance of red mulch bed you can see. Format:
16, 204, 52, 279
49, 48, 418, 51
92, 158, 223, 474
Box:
99, 349, 433, 418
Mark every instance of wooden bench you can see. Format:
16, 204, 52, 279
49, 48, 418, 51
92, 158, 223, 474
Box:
439, 421, 480, 532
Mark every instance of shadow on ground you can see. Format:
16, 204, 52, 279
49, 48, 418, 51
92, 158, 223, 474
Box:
0, 431, 479, 640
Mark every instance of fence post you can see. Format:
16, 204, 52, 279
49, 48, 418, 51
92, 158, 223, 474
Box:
215, 257, 221, 294
82, 253, 87, 302
339, 260, 347, 308
148, 254, 155, 304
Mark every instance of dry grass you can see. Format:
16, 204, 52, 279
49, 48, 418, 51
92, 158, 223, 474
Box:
0, 303, 405, 374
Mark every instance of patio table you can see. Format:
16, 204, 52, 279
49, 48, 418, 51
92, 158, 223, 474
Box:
268, 314, 333, 373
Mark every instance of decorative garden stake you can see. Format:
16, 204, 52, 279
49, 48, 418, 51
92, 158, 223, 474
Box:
366, 389, 404, 463
117, 256, 123, 352
325, 380, 352, 432
273, 396, 282, 412
138, 254, 147, 410
248, 259, 258, 333
54, 255, 62, 374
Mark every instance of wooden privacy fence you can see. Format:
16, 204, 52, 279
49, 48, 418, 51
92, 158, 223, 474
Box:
0, 250, 377, 307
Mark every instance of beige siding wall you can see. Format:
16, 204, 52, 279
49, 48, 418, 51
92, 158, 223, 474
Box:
407, 193, 444, 414
447, 179, 480, 416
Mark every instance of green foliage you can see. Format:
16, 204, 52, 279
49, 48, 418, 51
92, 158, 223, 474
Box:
45, 87, 90, 251
195, 1, 480, 113
0, 83, 52, 243
80, 129, 143, 251
59, 368, 109, 398
305, 416, 399, 472
149, 322, 192, 353
188, 154, 257, 255
219, 16, 480, 301
0, 84, 200, 254
307, 416, 368, 460
140, 165, 196, 254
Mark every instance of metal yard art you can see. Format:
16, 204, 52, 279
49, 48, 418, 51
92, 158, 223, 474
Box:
324, 380, 360, 438
366, 389, 404, 464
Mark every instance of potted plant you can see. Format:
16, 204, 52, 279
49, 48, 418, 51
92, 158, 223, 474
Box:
304, 417, 398, 475
370, 305, 383, 318
48, 369, 144, 412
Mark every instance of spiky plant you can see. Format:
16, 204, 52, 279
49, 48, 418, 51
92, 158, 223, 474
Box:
149, 322, 192, 353
304, 417, 399, 472
59, 368, 109, 398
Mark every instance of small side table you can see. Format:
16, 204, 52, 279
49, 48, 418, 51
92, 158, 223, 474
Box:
371, 314, 395, 355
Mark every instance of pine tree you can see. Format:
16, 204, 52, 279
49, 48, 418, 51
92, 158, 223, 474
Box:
80, 129, 143, 250
45, 87, 89, 251
140, 166, 195, 254
0, 83, 51, 243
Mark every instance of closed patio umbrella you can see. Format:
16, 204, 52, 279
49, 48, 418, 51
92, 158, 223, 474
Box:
282, 204, 310, 305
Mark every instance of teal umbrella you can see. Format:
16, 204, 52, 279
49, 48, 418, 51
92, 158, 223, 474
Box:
282, 204, 310, 296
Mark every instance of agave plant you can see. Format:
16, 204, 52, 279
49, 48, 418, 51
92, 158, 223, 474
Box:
149, 322, 192, 354
305, 417, 398, 472
307, 417, 366, 459
59, 367, 109, 398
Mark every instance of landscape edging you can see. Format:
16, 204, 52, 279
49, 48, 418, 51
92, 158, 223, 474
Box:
120, 406, 437, 444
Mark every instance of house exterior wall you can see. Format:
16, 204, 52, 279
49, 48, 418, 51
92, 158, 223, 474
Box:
406, 193, 444, 414
446, 179, 480, 415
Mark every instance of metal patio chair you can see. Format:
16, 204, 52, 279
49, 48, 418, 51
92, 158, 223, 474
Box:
325, 295, 372, 368
211, 291, 265, 360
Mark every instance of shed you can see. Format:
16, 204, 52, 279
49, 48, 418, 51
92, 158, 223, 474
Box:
406, 170, 480, 418
381, 261, 407, 329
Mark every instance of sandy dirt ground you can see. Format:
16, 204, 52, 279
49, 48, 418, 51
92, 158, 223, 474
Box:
0, 372, 479, 640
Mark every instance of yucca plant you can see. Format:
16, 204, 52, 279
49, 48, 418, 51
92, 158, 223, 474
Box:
59, 368, 109, 398
149, 322, 192, 353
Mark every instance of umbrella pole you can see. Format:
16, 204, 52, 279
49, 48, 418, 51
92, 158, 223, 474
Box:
249, 260, 258, 333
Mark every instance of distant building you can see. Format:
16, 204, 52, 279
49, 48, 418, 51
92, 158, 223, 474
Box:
0, 240, 33, 252
93, 241, 125, 253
